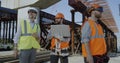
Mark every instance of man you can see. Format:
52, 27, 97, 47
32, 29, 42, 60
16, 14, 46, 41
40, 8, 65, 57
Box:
13, 8, 41, 63
47, 13, 70, 63
81, 4, 109, 63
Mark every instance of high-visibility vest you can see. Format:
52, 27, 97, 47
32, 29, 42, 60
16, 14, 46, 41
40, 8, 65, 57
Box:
50, 38, 69, 56
50, 38, 69, 49
50, 25, 70, 56
82, 19, 107, 57
18, 20, 40, 50
50, 25, 70, 50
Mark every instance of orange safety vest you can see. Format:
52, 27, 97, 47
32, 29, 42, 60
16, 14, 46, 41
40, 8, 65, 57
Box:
50, 38, 69, 49
82, 19, 107, 57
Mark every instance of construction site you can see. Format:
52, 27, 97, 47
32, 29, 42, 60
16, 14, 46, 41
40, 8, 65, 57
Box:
0, 0, 120, 63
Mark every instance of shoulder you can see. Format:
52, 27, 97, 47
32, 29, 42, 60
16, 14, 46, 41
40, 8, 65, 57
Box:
82, 21, 90, 28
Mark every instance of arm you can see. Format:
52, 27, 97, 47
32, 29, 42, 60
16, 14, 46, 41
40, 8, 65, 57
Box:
13, 23, 21, 49
13, 23, 21, 58
37, 24, 41, 42
81, 21, 94, 63
84, 42, 94, 63
47, 29, 53, 40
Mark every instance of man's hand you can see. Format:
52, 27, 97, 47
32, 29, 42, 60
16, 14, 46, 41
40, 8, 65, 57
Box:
13, 47, 18, 58
52, 36, 61, 42
40, 48, 46, 51
87, 55, 94, 63
37, 48, 46, 52
32, 32, 39, 41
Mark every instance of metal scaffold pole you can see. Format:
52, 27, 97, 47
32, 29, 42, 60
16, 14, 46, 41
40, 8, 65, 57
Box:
71, 9, 75, 54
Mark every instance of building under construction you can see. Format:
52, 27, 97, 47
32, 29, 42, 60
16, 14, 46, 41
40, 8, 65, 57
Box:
0, 0, 119, 63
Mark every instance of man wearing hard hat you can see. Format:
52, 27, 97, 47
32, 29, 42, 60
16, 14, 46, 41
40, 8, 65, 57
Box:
81, 4, 109, 63
13, 8, 41, 63
47, 13, 70, 63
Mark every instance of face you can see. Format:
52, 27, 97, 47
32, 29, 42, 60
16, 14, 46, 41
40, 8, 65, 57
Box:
94, 10, 102, 18
55, 18, 63, 24
28, 11, 37, 20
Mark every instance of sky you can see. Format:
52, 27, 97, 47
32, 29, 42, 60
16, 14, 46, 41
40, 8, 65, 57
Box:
42, 0, 83, 24
105, 0, 120, 49
42, 0, 120, 49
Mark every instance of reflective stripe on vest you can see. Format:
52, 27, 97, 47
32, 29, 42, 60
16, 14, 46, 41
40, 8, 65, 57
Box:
82, 19, 106, 57
90, 22, 104, 39
24, 20, 27, 34
21, 20, 39, 36
21, 20, 32, 36
21, 33, 32, 36
18, 20, 40, 50
90, 35, 104, 39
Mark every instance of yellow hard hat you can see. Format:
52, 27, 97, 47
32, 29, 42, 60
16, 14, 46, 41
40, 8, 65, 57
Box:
55, 13, 64, 19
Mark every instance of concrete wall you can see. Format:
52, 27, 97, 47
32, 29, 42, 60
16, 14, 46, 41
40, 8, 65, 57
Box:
1, 0, 37, 9
1, 0, 60, 9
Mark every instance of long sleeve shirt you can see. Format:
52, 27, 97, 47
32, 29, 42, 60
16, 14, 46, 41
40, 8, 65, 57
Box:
81, 21, 91, 43
13, 20, 40, 44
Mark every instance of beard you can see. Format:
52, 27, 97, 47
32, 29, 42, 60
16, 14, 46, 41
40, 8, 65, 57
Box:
54, 19, 63, 24
54, 21, 61, 24
94, 11, 102, 18
95, 14, 101, 18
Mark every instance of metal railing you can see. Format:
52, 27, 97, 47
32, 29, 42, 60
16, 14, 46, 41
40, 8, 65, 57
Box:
0, 7, 17, 50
